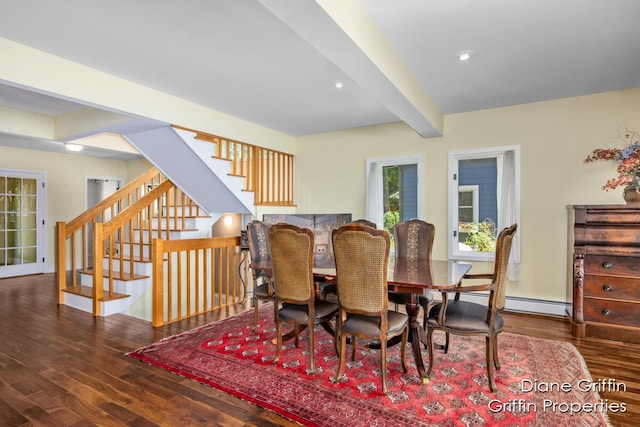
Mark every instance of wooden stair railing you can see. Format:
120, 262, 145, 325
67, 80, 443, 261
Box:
151, 236, 243, 326
56, 168, 203, 315
174, 125, 295, 206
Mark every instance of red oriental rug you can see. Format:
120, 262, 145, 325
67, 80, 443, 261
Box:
128, 306, 611, 426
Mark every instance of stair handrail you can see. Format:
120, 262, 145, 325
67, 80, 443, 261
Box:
65, 167, 164, 236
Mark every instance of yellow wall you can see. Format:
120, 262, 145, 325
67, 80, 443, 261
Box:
295, 88, 640, 303
0, 145, 151, 272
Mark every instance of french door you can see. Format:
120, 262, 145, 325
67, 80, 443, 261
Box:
0, 169, 46, 278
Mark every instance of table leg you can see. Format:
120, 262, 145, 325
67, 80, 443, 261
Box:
406, 294, 429, 383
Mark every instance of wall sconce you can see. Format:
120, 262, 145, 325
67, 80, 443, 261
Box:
223, 215, 234, 227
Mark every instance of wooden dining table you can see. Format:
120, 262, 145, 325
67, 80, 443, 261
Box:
250, 257, 472, 383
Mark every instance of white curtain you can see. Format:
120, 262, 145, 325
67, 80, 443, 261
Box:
496, 151, 520, 281
365, 161, 383, 229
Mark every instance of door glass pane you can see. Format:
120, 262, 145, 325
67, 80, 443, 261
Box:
23, 230, 36, 246
7, 195, 20, 212
22, 178, 37, 195
7, 213, 20, 229
7, 178, 20, 193
23, 195, 36, 212
22, 213, 37, 229
7, 248, 21, 265
0, 249, 5, 266
382, 165, 400, 244
22, 247, 36, 264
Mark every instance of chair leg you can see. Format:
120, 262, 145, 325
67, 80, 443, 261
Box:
335, 328, 348, 383
493, 335, 501, 370
486, 335, 496, 392
274, 319, 283, 365
351, 337, 357, 361
426, 327, 435, 379
252, 295, 259, 331
444, 332, 450, 353
308, 322, 316, 374
294, 325, 300, 348
380, 334, 388, 395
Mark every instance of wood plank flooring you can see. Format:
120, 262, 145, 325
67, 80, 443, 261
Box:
1, 273, 638, 426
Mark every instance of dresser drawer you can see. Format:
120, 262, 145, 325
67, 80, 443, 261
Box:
584, 254, 640, 278
584, 275, 640, 301
583, 298, 640, 328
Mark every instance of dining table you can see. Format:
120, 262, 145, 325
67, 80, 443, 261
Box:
250, 257, 472, 383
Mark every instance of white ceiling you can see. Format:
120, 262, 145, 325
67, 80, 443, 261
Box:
1, 0, 639, 156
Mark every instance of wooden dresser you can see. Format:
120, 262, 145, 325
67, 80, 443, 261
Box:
570, 204, 640, 342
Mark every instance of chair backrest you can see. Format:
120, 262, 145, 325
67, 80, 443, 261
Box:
351, 219, 376, 228
268, 223, 315, 303
393, 219, 435, 261
491, 223, 518, 310
332, 224, 390, 314
246, 220, 271, 263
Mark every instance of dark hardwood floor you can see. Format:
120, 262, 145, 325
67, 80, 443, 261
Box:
0, 273, 638, 426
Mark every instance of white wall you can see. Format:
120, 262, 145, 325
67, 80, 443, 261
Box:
294, 88, 640, 305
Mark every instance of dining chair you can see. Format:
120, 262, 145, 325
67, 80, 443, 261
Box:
425, 223, 517, 392
389, 219, 435, 327
321, 219, 377, 301
268, 223, 339, 374
246, 220, 275, 331
332, 224, 408, 395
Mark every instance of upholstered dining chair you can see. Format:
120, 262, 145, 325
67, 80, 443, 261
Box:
388, 219, 435, 327
332, 224, 408, 395
268, 223, 339, 374
321, 219, 377, 301
246, 220, 275, 330
425, 223, 517, 392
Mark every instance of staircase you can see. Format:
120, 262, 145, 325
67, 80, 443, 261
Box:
61, 209, 216, 320
57, 125, 295, 323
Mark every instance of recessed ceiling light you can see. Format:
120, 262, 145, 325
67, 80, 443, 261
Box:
65, 143, 84, 152
457, 51, 472, 61
335, 81, 344, 89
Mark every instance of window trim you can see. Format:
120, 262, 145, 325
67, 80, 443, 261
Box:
447, 145, 520, 262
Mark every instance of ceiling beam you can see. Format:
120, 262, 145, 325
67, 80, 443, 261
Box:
259, 0, 443, 137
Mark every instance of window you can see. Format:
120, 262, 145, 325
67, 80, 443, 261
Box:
448, 146, 520, 266
366, 156, 421, 246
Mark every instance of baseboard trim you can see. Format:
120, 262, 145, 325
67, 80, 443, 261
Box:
432, 292, 569, 317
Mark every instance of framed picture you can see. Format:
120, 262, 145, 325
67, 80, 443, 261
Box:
263, 213, 352, 267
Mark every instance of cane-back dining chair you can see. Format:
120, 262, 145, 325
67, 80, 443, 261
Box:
389, 219, 435, 326
246, 220, 275, 330
332, 224, 408, 395
426, 223, 517, 392
321, 219, 377, 301
268, 223, 339, 374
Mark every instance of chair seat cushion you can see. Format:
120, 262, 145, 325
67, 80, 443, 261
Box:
388, 291, 433, 307
427, 301, 503, 333
342, 310, 408, 336
254, 283, 273, 299
279, 300, 338, 324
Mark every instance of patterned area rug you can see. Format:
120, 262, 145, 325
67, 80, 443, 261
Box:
128, 306, 611, 426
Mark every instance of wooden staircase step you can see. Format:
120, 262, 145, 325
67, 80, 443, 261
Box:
62, 285, 130, 301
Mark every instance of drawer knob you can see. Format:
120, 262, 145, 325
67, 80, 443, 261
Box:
602, 262, 614, 269
603, 284, 614, 292
602, 308, 613, 317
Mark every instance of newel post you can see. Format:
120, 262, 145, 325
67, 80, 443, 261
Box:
152, 238, 165, 327
93, 222, 104, 316
56, 221, 66, 304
